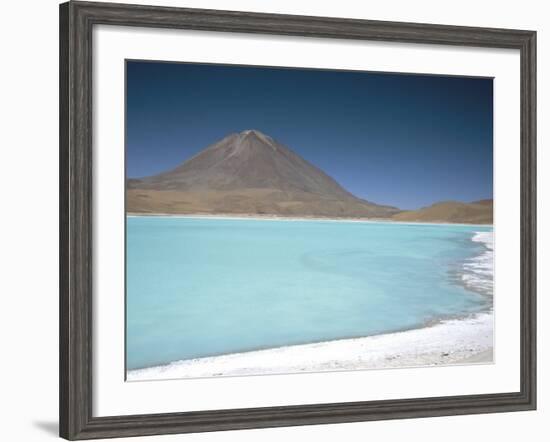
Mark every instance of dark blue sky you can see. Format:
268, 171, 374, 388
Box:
126, 61, 493, 210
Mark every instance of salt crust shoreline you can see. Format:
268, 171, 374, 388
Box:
127, 212, 492, 227
127, 312, 493, 381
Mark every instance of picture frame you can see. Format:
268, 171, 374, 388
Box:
59, 1, 536, 440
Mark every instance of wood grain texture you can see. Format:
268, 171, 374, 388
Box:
59, 1, 537, 439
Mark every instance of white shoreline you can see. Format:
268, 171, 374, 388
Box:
127, 312, 493, 381
127, 212, 493, 228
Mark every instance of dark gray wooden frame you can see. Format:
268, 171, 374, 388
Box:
59, 1, 536, 439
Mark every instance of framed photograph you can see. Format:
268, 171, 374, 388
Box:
59, 1, 536, 439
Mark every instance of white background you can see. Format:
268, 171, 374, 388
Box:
0, 0, 547, 441
93, 25, 520, 416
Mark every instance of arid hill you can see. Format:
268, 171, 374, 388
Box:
392, 200, 493, 224
127, 130, 399, 218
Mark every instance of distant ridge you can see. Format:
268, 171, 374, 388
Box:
392, 200, 493, 224
127, 130, 399, 218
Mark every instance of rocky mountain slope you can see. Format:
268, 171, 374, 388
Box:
127, 130, 399, 218
392, 199, 493, 224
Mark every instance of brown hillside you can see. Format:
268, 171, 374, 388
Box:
127, 130, 399, 218
392, 200, 493, 224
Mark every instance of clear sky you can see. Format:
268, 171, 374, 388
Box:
126, 60, 493, 210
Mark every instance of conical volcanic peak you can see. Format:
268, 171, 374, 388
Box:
127, 131, 400, 218
239, 129, 277, 147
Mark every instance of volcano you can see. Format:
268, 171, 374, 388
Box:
127, 130, 400, 218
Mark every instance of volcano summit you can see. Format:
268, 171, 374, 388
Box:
127, 130, 400, 218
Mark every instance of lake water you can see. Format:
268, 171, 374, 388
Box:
126, 217, 493, 371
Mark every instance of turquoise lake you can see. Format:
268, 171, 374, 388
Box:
126, 217, 493, 370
